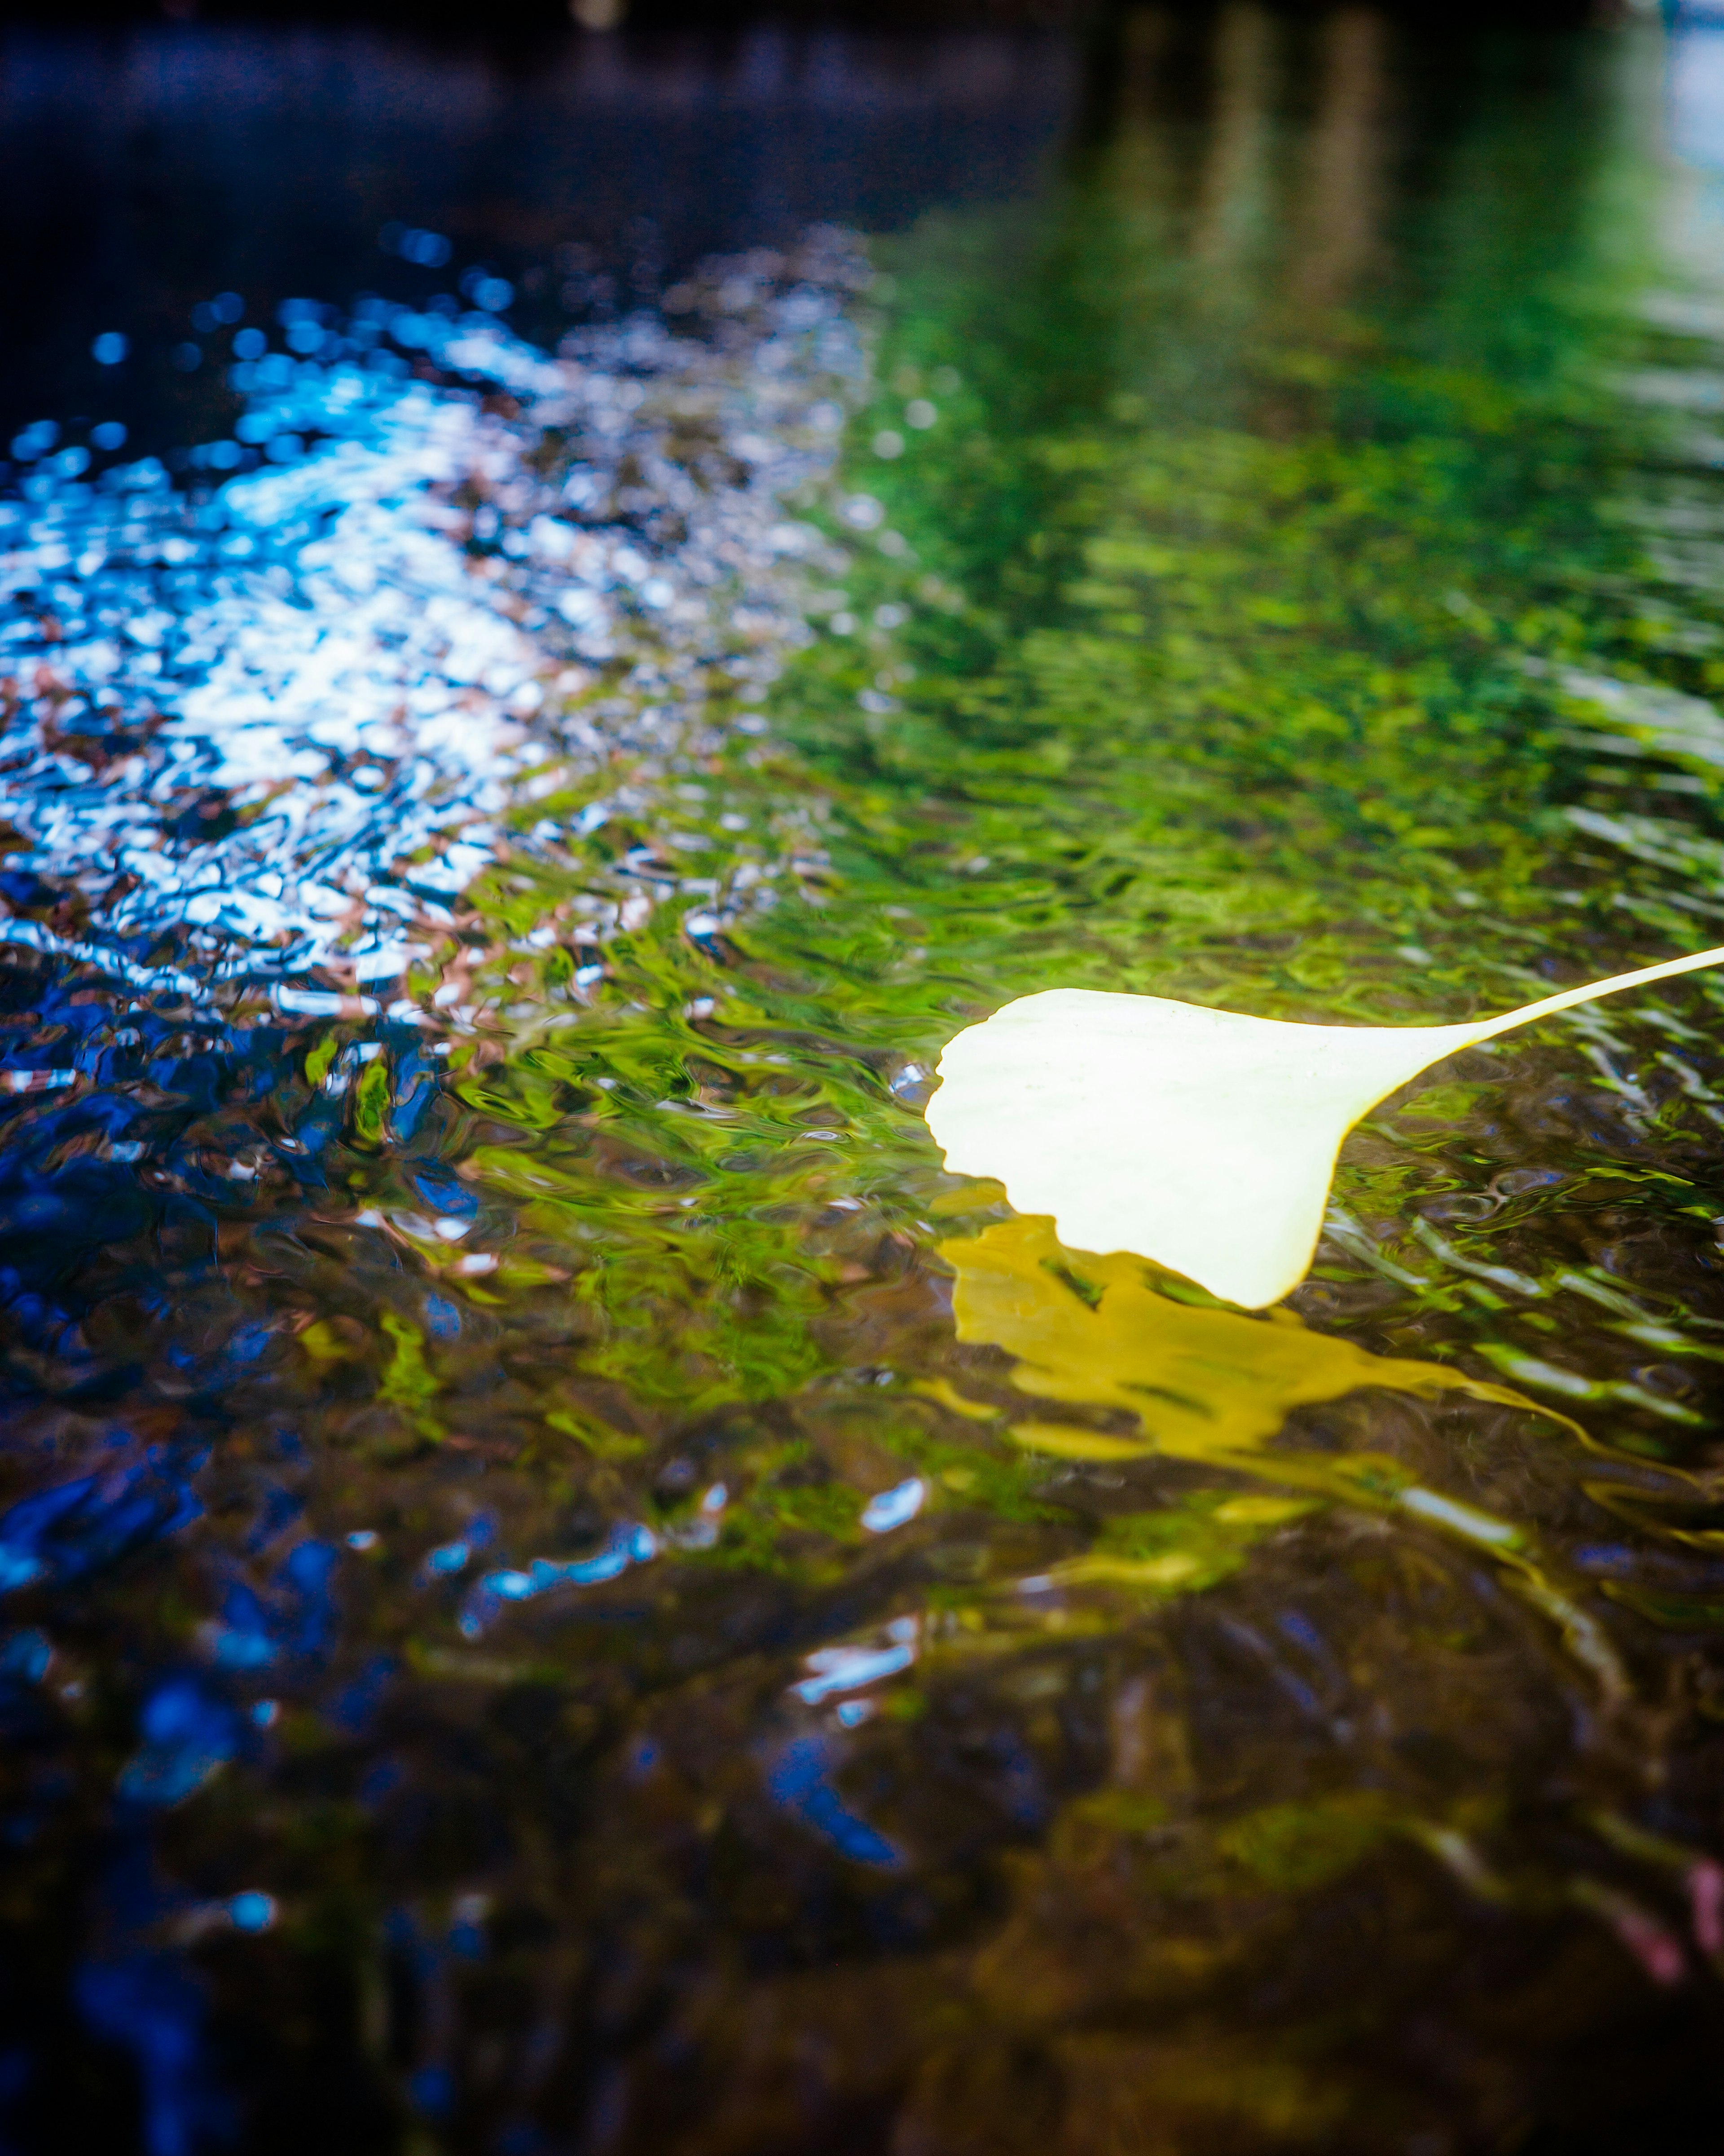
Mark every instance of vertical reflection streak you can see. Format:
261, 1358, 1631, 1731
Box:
1105, 4, 1177, 213
1191, 3, 1279, 275
1290, 8, 1386, 309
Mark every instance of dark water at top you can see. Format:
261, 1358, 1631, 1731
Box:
14, 8, 1724, 2154
0, 18, 1075, 460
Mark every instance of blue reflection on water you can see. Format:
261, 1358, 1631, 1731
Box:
119, 1679, 240, 1808
767, 1735, 901, 1867
77, 1953, 230, 2156
0, 1460, 201, 1598
0, 225, 874, 2146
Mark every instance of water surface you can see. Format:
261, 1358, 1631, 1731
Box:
9, 10, 1724, 2153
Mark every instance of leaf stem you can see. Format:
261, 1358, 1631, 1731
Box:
1478, 946, 1724, 1038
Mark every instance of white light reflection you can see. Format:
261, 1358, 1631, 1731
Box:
0, 237, 871, 1006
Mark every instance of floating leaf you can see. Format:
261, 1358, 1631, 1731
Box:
927, 948, 1724, 1306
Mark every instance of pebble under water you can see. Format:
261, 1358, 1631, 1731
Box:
17, 13, 1724, 2155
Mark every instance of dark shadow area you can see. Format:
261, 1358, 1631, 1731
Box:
0, 18, 1084, 451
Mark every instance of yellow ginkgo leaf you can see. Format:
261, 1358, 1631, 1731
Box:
926, 948, 1724, 1307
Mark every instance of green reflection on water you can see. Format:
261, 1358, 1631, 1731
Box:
104, 17, 1724, 2147
388, 23, 1724, 2142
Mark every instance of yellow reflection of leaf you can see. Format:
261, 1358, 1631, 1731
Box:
1006, 1422, 1159, 1462
910, 1376, 1003, 1422
944, 1217, 1626, 1696
944, 1215, 1562, 1477
927, 948, 1724, 1306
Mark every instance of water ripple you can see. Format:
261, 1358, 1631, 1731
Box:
0, 232, 869, 1003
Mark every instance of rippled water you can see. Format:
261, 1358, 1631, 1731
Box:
16, 10, 1724, 2154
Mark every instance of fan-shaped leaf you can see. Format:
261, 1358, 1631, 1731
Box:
928, 948, 1724, 1306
